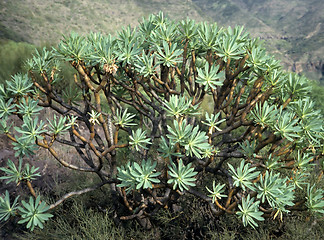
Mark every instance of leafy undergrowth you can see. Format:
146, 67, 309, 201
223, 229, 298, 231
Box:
2, 172, 321, 240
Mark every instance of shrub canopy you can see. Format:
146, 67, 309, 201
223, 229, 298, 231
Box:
0, 12, 323, 230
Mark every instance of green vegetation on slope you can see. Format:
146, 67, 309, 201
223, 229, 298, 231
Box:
0, 0, 323, 80
0, 0, 204, 45
0, 39, 35, 83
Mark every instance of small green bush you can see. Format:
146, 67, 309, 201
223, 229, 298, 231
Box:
0, 40, 35, 84
0, 12, 323, 234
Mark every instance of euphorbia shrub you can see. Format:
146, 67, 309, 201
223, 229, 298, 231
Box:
0, 12, 323, 230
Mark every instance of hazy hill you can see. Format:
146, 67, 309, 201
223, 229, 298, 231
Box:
0, 0, 323, 80
0, 0, 204, 43
192, 0, 324, 79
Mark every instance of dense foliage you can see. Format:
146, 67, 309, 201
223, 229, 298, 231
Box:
0, 12, 323, 231
0, 40, 35, 84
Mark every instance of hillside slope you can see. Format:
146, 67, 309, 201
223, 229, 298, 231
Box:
192, 0, 324, 78
0, 0, 204, 44
0, 0, 323, 80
